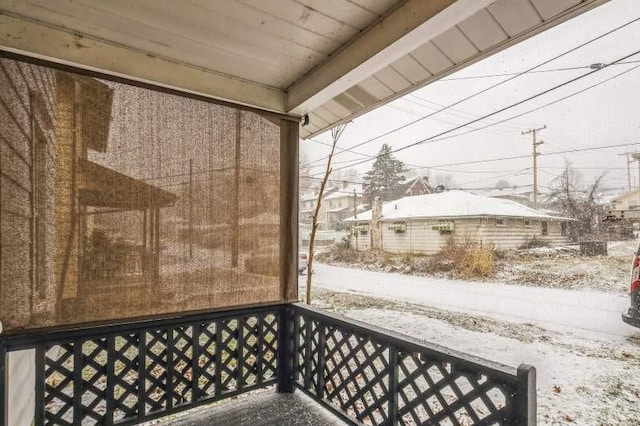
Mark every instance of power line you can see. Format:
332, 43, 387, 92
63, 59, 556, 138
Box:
455, 168, 531, 186
302, 142, 640, 182
437, 60, 640, 81
313, 49, 640, 177
305, 16, 640, 167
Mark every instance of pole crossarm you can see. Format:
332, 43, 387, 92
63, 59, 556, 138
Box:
522, 126, 546, 208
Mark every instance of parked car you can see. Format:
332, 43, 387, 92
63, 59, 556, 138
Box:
299, 252, 308, 275
622, 241, 640, 328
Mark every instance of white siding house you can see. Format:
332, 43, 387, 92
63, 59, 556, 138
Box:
610, 190, 640, 211
345, 191, 571, 254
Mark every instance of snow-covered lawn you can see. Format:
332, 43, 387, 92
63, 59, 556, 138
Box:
303, 256, 640, 425
316, 240, 636, 294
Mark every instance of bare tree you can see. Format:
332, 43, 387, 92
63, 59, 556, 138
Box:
494, 179, 512, 190
299, 153, 317, 194
432, 173, 456, 189
547, 161, 606, 241
306, 124, 347, 304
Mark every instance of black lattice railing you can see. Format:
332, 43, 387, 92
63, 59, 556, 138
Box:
291, 303, 536, 426
0, 303, 535, 425
1, 306, 280, 425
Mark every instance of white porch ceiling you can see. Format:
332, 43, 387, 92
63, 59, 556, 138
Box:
0, 0, 609, 138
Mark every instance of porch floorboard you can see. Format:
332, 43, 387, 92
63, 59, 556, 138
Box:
154, 389, 347, 426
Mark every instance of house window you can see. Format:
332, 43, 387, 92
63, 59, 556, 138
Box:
542, 221, 548, 236
353, 223, 369, 234
524, 219, 532, 228
432, 221, 454, 234
496, 218, 506, 227
388, 222, 407, 233
561, 222, 567, 236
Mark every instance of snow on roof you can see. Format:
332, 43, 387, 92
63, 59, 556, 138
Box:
344, 190, 572, 222
300, 192, 318, 202
324, 185, 362, 200
470, 187, 533, 198
326, 206, 348, 213
610, 190, 640, 202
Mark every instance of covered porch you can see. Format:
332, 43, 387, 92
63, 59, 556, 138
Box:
0, 1, 610, 425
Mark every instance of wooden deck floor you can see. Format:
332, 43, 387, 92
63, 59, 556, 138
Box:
153, 389, 346, 426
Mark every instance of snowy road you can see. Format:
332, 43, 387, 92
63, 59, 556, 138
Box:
306, 263, 639, 340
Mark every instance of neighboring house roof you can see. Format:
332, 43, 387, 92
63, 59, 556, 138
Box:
324, 184, 362, 200
404, 176, 431, 195
303, 185, 362, 203
611, 190, 640, 203
326, 207, 348, 213
79, 159, 177, 209
300, 192, 318, 202
344, 190, 573, 222
470, 187, 533, 199
536, 208, 564, 217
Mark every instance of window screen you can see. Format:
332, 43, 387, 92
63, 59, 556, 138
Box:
0, 58, 292, 331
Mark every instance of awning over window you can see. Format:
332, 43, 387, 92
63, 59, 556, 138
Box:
432, 221, 455, 232
78, 159, 177, 209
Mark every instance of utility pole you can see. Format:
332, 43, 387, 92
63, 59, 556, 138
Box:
522, 125, 546, 208
619, 152, 633, 191
618, 152, 640, 192
632, 154, 640, 208
353, 188, 357, 218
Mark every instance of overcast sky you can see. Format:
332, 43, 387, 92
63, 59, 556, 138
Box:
301, 0, 640, 196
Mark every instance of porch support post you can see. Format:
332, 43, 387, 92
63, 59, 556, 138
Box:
0, 343, 7, 426
276, 305, 296, 393
515, 364, 537, 426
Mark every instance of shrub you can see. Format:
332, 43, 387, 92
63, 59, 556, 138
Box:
433, 237, 496, 278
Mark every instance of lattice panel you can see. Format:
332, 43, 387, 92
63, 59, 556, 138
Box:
113, 334, 140, 422
37, 309, 280, 425
397, 352, 512, 425
295, 316, 320, 393
172, 326, 194, 407
145, 330, 168, 414
198, 322, 218, 398
219, 319, 239, 393
323, 328, 390, 425
44, 343, 75, 425
293, 307, 525, 426
81, 339, 108, 425
261, 313, 278, 381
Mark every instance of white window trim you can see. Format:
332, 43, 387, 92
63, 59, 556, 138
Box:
496, 218, 506, 227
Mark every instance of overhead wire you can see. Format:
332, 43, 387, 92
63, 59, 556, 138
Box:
437, 59, 640, 81
304, 15, 640, 167
310, 52, 640, 176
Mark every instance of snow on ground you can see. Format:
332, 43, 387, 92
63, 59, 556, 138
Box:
494, 255, 629, 294
317, 240, 634, 294
307, 263, 636, 339
302, 258, 640, 425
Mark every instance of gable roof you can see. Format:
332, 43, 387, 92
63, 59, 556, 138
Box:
324, 184, 362, 201
611, 190, 640, 203
404, 176, 432, 195
344, 190, 572, 222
